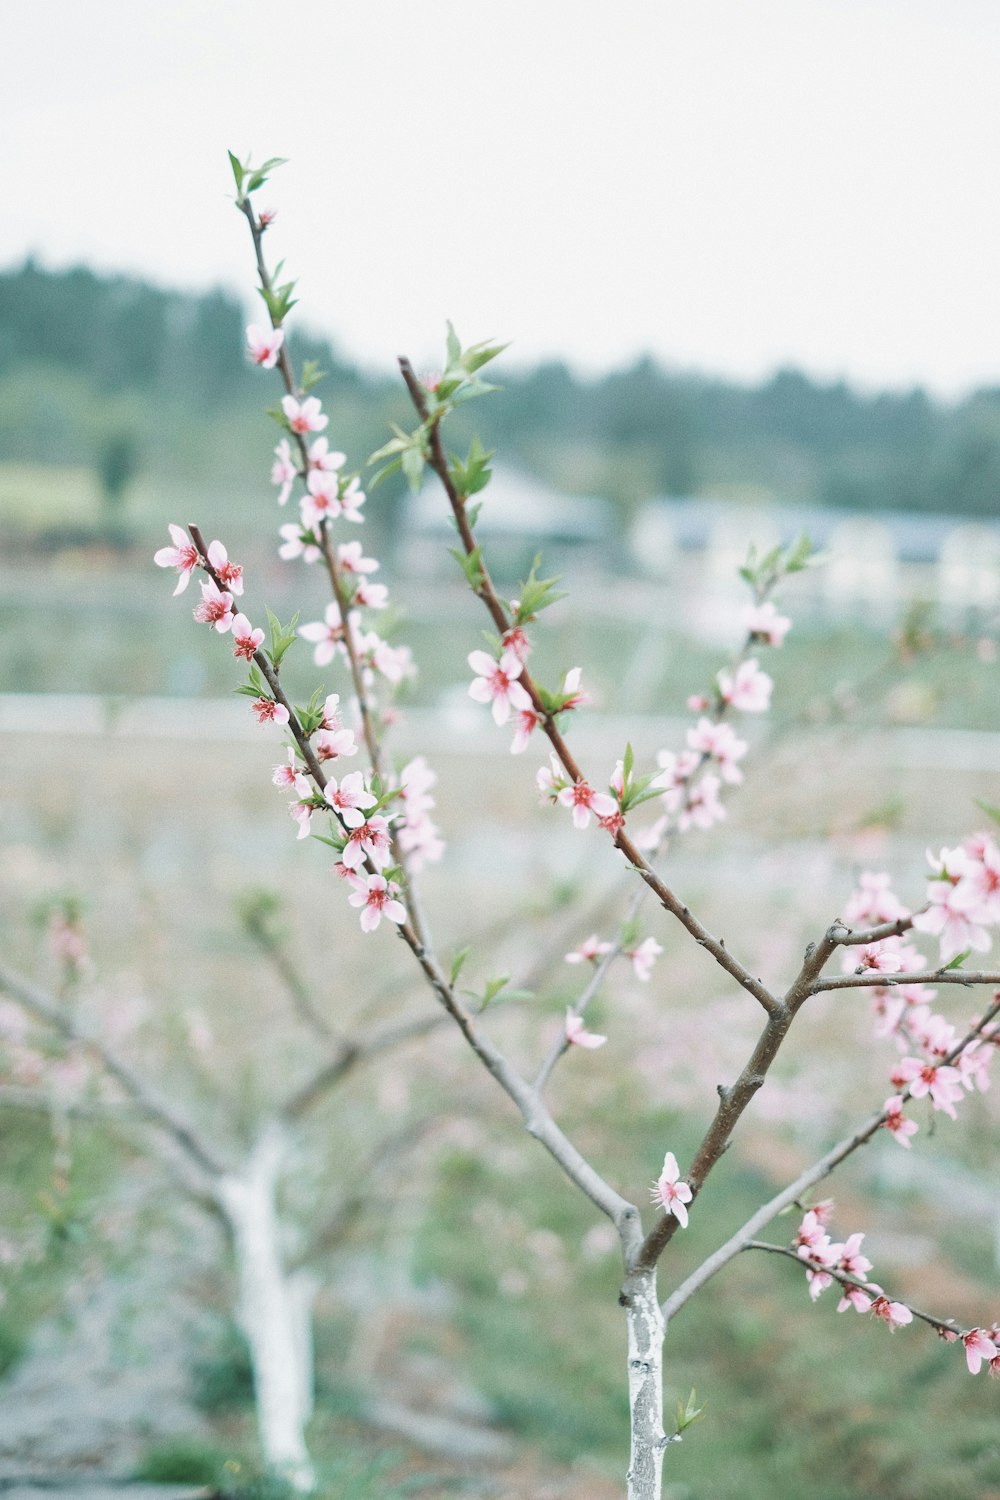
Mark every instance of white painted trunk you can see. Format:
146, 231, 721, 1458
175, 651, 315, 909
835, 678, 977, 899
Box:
218, 1126, 316, 1493
624, 1270, 666, 1500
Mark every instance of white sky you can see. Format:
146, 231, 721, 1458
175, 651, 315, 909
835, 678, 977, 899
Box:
5, 0, 1000, 394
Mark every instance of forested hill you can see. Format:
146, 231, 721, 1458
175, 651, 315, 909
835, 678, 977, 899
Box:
3, 259, 1000, 518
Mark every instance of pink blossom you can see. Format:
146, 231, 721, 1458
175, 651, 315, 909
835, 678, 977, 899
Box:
257, 207, 277, 227
271, 440, 297, 506
882, 1095, 919, 1148
850, 942, 905, 976
537, 755, 566, 801
678, 773, 725, 832
468, 649, 533, 726
913, 847, 994, 962
299, 603, 345, 666
807, 1269, 833, 1301
564, 1008, 607, 1049
301, 470, 342, 530
324, 771, 376, 827
651, 1151, 693, 1228
870, 1295, 913, 1329
206, 540, 244, 596
193, 580, 235, 633
278, 522, 321, 564
341, 816, 394, 871
795, 1211, 830, 1254
320, 694, 342, 730
557, 779, 618, 831
686, 718, 748, 784
397, 757, 445, 871
289, 799, 316, 840
315, 726, 358, 762
892, 1057, 965, 1119
282, 394, 328, 434
838, 1233, 873, 1279
626, 937, 663, 982
837, 1285, 873, 1314
810, 1199, 836, 1226
348, 873, 406, 933
565, 935, 613, 965
338, 477, 366, 523
687, 694, 710, 712
246, 322, 284, 369
511, 707, 541, 755
959, 1040, 994, 1094
501, 622, 531, 663
843, 871, 910, 927
557, 667, 590, 712
717, 658, 772, 713
154, 524, 199, 595
337, 540, 379, 575
231, 614, 264, 661
272, 749, 310, 799
744, 601, 791, 647
362, 633, 414, 684
962, 1328, 998, 1374
956, 835, 1000, 924
252, 697, 290, 726
655, 748, 700, 813
353, 578, 389, 610
308, 436, 346, 473
396, 817, 445, 871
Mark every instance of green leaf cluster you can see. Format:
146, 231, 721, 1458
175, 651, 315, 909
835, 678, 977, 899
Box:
447, 543, 485, 592
514, 554, 566, 625
266, 608, 298, 668
235, 663, 268, 699
432, 322, 507, 409
368, 423, 429, 494
449, 435, 494, 500
616, 741, 663, 814
228, 151, 287, 205
258, 257, 297, 324
739, 532, 824, 595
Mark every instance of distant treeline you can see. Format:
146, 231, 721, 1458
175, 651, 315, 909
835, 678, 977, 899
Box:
3, 259, 1000, 517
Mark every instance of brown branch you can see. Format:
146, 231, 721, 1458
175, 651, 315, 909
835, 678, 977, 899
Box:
661, 995, 1000, 1319
742, 1240, 961, 1337
813, 969, 1000, 995
398, 355, 778, 1020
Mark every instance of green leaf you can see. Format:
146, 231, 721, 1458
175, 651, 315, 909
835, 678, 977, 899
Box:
515, 555, 566, 624
401, 444, 426, 494
448, 544, 485, 591
301, 359, 326, 393
445, 321, 462, 367
623, 742, 635, 784
228, 150, 246, 196
368, 457, 404, 491
462, 339, 508, 374
450, 947, 471, 985
940, 948, 971, 971
266, 607, 299, 669
481, 974, 511, 1008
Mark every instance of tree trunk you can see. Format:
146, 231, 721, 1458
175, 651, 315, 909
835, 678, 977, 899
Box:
623, 1269, 666, 1500
217, 1125, 316, 1492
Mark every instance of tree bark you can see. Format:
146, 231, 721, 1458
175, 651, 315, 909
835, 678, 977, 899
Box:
217, 1125, 316, 1492
622, 1269, 666, 1500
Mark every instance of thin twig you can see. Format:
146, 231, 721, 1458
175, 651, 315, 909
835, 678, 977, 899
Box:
661, 996, 1000, 1319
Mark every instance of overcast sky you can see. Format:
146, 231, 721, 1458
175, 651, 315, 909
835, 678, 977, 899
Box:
5, 1, 1000, 394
